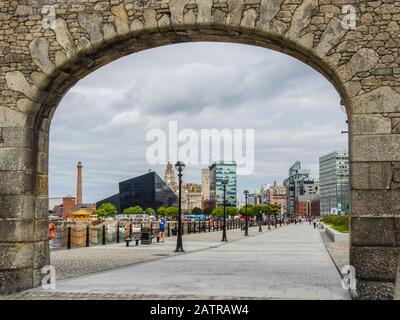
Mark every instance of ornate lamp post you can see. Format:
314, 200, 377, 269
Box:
221, 179, 228, 242
175, 161, 185, 252
244, 190, 249, 236
258, 211, 263, 232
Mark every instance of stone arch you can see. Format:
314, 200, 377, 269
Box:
1, 0, 399, 300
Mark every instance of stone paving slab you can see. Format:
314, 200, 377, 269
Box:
7, 224, 350, 300
49, 227, 261, 280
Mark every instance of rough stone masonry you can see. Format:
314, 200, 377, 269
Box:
0, 0, 400, 300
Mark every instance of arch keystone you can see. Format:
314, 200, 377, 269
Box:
227, 0, 245, 27
196, 0, 213, 25
240, 8, 258, 30
169, 0, 188, 27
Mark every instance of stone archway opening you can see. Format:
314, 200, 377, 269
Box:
1, 0, 400, 300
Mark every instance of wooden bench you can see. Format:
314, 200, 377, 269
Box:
125, 230, 160, 246
125, 233, 141, 247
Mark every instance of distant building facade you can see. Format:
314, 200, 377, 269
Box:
97, 171, 178, 213
182, 183, 202, 212
201, 169, 211, 209
247, 193, 258, 206
319, 149, 349, 215
295, 180, 320, 217
267, 181, 287, 213
210, 162, 237, 208
286, 161, 312, 216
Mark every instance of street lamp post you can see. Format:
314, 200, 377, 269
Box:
244, 190, 249, 237
175, 161, 186, 253
221, 180, 228, 242
259, 211, 263, 232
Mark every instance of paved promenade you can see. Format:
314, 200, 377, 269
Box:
7, 224, 350, 300
51, 227, 261, 280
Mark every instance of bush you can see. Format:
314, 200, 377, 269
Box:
322, 215, 349, 233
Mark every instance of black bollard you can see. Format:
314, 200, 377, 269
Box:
67, 226, 71, 249
86, 225, 90, 247
116, 222, 120, 243
102, 225, 106, 245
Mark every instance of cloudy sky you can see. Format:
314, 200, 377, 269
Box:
49, 42, 348, 204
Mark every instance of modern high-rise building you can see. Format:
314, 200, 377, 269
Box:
286, 161, 312, 216
319, 149, 349, 216
209, 161, 237, 208
295, 180, 320, 217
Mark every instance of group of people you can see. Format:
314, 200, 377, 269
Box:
285, 217, 320, 229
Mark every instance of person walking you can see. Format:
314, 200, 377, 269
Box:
159, 216, 166, 242
312, 217, 317, 229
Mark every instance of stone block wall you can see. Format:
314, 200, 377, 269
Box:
0, 0, 399, 299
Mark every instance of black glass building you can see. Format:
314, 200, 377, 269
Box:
96, 171, 178, 213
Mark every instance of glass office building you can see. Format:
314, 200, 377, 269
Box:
97, 171, 178, 213
319, 150, 349, 216
209, 162, 237, 208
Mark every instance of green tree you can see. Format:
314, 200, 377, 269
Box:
145, 207, 155, 215
157, 206, 166, 216
212, 207, 224, 217
227, 207, 237, 217
96, 203, 117, 218
165, 206, 179, 217
123, 205, 143, 215
239, 204, 254, 216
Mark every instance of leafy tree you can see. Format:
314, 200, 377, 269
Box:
157, 206, 166, 216
96, 203, 117, 218
123, 205, 143, 215
239, 204, 254, 216
212, 207, 223, 217
165, 206, 179, 217
192, 207, 203, 215
227, 207, 237, 217
145, 207, 155, 215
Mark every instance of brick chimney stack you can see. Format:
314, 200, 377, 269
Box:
76, 161, 83, 207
